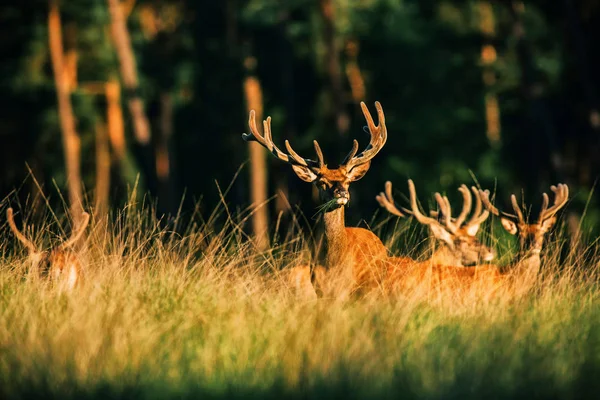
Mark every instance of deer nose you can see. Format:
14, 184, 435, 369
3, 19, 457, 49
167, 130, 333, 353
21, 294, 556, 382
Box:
334, 189, 349, 204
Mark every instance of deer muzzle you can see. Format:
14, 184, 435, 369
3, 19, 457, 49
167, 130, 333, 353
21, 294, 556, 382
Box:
334, 189, 350, 205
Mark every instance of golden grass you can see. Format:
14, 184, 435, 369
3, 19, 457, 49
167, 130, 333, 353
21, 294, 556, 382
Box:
0, 199, 599, 399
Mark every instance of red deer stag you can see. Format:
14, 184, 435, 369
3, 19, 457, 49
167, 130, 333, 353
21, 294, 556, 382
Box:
243, 102, 388, 298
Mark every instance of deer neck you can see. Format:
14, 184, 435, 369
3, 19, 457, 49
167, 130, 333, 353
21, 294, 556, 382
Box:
323, 206, 348, 269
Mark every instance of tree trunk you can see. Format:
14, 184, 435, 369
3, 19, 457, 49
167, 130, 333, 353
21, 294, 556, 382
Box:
47, 0, 84, 226
319, 0, 349, 136
345, 39, 366, 104
105, 80, 126, 161
94, 119, 111, 220
156, 92, 176, 214
478, 1, 501, 147
244, 56, 270, 251
107, 0, 151, 145
105, 75, 143, 192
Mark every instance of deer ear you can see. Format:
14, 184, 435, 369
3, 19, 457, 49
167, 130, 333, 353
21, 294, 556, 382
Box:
291, 165, 318, 182
429, 224, 455, 249
500, 218, 518, 235
347, 161, 371, 182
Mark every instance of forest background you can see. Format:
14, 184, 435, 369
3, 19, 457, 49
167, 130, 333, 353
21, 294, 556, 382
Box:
1, 0, 599, 248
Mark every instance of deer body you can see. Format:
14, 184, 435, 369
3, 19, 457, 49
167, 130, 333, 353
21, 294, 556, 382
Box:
7, 208, 89, 291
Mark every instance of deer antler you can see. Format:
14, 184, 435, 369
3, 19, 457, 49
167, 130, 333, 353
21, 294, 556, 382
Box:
242, 110, 324, 169
60, 211, 90, 249
343, 101, 387, 170
481, 184, 568, 225
479, 189, 523, 223
434, 185, 473, 233
376, 181, 412, 218
465, 187, 490, 228
6, 208, 38, 254
408, 179, 441, 226
538, 183, 569, 223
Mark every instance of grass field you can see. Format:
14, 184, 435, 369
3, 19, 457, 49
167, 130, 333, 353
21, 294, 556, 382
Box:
0, 201, 599, 400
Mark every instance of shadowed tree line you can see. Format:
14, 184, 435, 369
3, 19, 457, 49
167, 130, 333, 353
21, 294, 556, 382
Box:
0, 0, 599, 248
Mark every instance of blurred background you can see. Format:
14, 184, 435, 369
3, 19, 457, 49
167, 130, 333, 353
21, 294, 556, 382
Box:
1, 0, 599, 247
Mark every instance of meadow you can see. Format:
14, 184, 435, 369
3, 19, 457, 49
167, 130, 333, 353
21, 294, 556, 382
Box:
0, 198, 599, 400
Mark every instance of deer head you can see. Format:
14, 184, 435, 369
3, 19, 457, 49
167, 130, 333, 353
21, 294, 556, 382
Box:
242, 101, 387, 211
377, 180, 495, 265
479, 184, 569, 256
6, 208, 89, 282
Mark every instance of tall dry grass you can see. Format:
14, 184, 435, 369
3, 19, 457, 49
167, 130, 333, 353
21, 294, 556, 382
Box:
0, 196, 599, 400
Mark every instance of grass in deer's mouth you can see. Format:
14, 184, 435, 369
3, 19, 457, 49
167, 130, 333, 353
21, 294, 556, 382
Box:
314, 198, 343, 215
0, 203, 599, 400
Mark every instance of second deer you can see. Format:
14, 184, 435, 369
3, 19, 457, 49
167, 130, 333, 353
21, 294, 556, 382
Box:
6, 208, 90, 291
377, 179, 495, 266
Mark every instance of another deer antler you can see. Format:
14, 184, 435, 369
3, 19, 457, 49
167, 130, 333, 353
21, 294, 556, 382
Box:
465, 187, 490, 228
434, 185, 472, 233
6, 208, 38, 254
60, 212, 90, 249
242, 110, 324, 169
479, 189, 523, 223
538, 183, 569, 223
408, 179, 441, 226
480, 184, 568, 225
343, 102, 387, 170
376, 181, 412, 218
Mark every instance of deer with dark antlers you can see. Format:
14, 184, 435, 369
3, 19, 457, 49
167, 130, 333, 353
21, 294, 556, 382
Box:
7, 208, 90, 290
243, 102, 389, 298
377, 179, 495, 266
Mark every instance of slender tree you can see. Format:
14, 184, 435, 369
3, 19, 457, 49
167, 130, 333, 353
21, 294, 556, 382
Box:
47, 0, 84, 226
478, 1, 501, 147
243, 55, 270, 251
107, 0, 151, 145
105, 80, 127, 161
94, 119, 111, 218
344, 39, 366, 104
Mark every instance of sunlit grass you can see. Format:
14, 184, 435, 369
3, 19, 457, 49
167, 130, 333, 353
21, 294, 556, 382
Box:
0, 199, 599, 399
